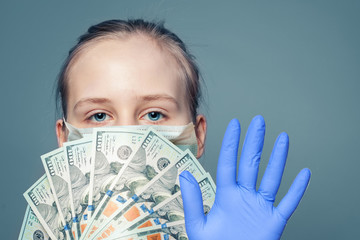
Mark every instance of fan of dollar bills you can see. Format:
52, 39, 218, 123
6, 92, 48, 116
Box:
19, 126, 216, 240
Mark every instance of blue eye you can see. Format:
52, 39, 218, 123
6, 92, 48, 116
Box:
91, 113, 108, 122
146, 112, 163, 121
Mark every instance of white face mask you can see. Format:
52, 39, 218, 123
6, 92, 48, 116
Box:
63, 120, 198, 156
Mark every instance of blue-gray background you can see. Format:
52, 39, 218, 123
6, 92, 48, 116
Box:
1, 0, 359, 239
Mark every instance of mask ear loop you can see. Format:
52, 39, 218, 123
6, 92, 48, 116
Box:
61, 117, 66, 131
62, 118, 84, 140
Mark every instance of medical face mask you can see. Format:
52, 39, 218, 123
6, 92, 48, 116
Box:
63, 120, 199, 157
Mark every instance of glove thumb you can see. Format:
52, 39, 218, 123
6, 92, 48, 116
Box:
179, 171, 205, 227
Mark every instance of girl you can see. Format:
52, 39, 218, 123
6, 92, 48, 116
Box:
55, 19, 310, 240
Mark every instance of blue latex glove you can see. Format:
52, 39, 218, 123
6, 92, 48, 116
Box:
179, 116, 311, 240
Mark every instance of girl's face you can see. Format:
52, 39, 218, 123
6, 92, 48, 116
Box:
56, 36, 206, 157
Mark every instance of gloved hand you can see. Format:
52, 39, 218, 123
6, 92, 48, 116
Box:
179, 115, 311, 240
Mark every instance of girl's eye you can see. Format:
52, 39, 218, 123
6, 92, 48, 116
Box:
144, 111, 164, 122
90, 112, 109, 122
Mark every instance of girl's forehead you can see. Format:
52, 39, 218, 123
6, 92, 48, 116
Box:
66, 37, 189, 108
70, 36, 176, 73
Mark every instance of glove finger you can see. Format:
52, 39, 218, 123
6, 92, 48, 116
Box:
179, 171, 205, 225
276, 168, 311, 220
237, 115, 265, 189
216, 118, 241, 188
258, 132, 289, 201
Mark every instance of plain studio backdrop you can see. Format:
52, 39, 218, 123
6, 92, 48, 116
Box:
1, 1, 359, 239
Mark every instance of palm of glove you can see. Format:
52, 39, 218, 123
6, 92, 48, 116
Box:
199, 185, 286, 240
180, 116, 310, 240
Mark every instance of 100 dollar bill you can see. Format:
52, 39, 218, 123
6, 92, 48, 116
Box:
18, 205, 50, 240
88, 128, 144, 219
23, 174, 65, 239
64, 137, 93, 237
114, 174, 216, 240
82, 129, 182, 239
123, 173, 215, 235
41, 148, 75, 240
93, 150, 207, 239
108, 220, 187, 240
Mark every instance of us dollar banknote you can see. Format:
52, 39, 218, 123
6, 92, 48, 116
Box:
92, 150, 207, 239
127, 123, 198, 156
63, 137, 93, 237
87, 128, 144, 220
18, 205, 50, 240
82, 129, 182, 239
123, 173, 215, 235
20, 124, 214, 240
23, 174, 65, 239
41, 148, 75, 240
113, 174, 215, 240
108, 220, 187, 240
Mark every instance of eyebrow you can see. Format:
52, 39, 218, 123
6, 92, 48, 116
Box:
74, 98, 111, 110
141, 94, 179, 107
